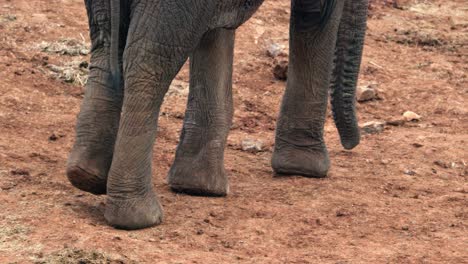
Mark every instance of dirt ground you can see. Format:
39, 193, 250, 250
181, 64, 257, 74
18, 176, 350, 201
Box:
0, 0, 466, 263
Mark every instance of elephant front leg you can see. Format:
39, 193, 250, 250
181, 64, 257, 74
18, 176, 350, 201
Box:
67, 0, 126, 194
104, 43, 173, 230
272, 0, 344, 178
104, 0, 214, 229
168, 29, 235, 197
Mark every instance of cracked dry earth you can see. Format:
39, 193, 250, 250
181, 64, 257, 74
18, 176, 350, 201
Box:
0, 0, 466, 263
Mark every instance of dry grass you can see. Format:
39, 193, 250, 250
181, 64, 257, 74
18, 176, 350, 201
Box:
0, 14, 17, 23
35, 248, 135, 264
0, 222, 41, 257
37, 38, 91, 87
38, 38, 90, 56
46, 60, 89, 87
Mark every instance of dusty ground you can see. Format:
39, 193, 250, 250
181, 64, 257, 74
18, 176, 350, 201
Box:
0, 0, 467, 263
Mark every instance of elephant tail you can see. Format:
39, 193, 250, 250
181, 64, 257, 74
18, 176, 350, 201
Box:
330, 0, 368, 150
110, 0, 121, 89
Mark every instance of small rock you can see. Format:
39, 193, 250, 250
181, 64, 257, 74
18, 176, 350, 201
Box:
381, 159, 391, 165
266, 43, 283, 58
273, 59, 288, 80
10, 169, 30, 176
1, 183, 17, 191
221, 240, 234, 249
434, 160, 450, 169
403, 111, 421, 122
79, 61, 89, 69
241, 138, 264, 153
360, 121, 385, 134
79, 49, 89, 56
357, 85, 377, 102
49, 133, 58, 141
48, 133, 65, 141
411, 142, 424, 148
336, 210, 349, 217
404, 169, 416, 176
386, 118, 406, 126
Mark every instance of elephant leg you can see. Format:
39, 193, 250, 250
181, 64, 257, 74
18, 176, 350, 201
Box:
104, 1, 212, 230
272, 0, 344, 178
67, 0, 128, 195
168, 28, 235, 197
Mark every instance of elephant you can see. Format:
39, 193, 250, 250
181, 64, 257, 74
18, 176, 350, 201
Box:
66, 0, 368, 230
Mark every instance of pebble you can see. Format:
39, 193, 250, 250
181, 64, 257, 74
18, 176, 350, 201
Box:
381, 159, 391, 165
10, 169, 30, 176
266, 43, 284, 58
273, 59, 288, 80
403, 111, 421, 122
357, 85, 378, 102
49, 133, 58, 141
336, 210, 349, 217
241, 138, 264, 153
79, 49, 89, 56
49, 133, 65, 141
387, 118, 406, 126
360, 121, 385, 134
434, 160, 452, 169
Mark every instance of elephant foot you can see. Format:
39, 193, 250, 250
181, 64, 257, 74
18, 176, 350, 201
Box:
168, 168, 229, 197
105, 191, 163, 230
272, 143, 330, 178
67, 96, 121, 195
168, 156, 229, 197
66, 146, 112, 195
67, 165, 107, 195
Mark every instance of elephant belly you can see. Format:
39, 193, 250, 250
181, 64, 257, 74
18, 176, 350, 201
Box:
215, 0, 265, 29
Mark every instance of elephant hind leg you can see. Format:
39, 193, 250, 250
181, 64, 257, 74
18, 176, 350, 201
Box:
67, 95, 123, 195
168, 28, 235, 197
67, 0, 127, 195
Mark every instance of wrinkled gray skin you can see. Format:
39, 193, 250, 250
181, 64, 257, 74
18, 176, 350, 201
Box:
67, 0, 368, 230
